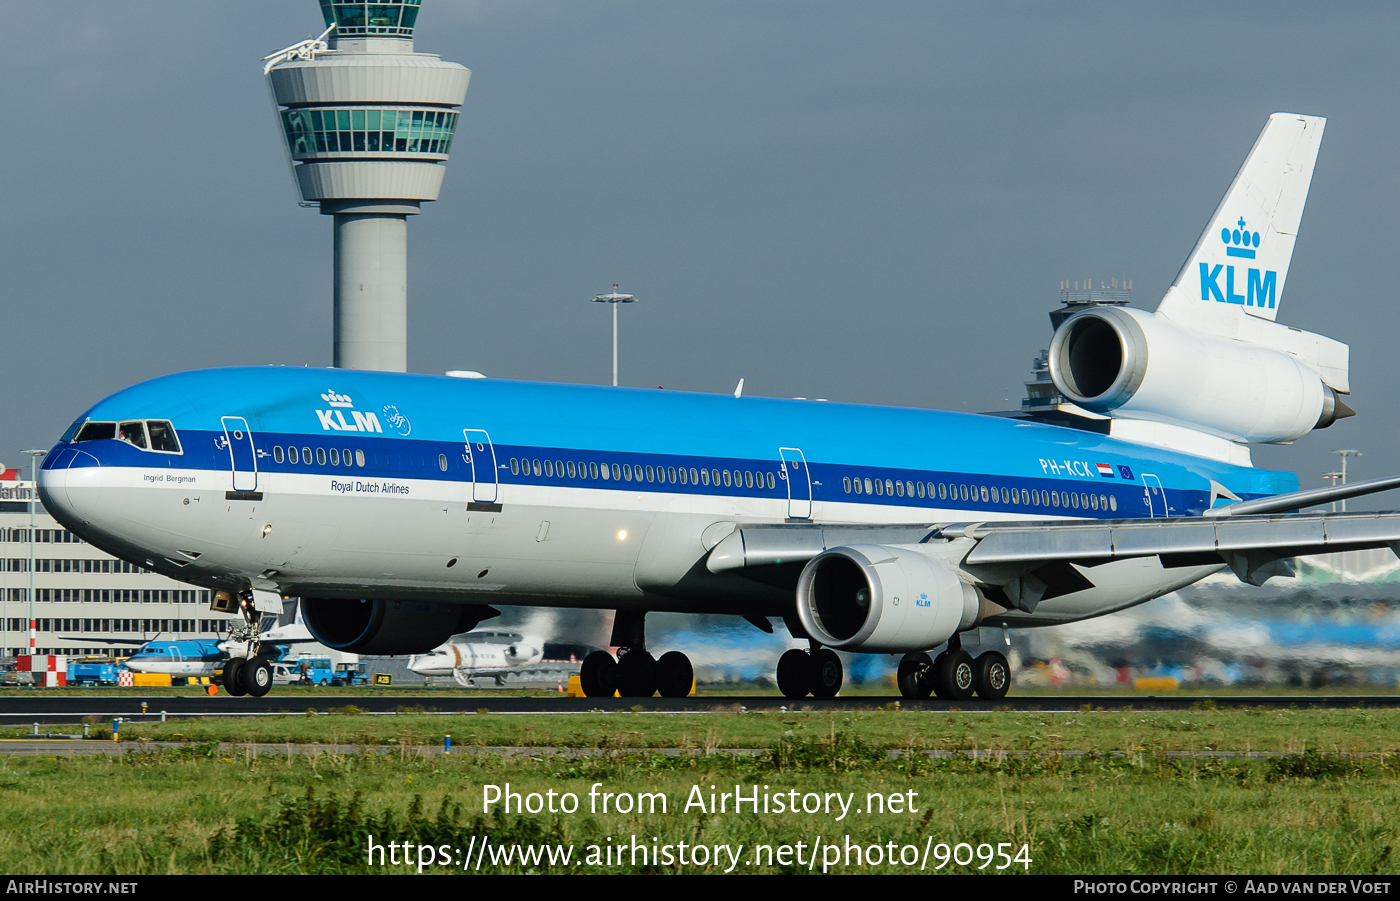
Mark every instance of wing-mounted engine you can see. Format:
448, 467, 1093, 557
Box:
301, 598, 499, 655
1047, 305, 1351, 445
793, 545, 1003, 653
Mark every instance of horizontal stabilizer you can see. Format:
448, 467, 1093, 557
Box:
1206, 472, 1400, 517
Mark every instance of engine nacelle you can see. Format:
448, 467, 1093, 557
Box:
794, 545, 987, 653
1047, 306, 1349, 444
301, 598, 497, 655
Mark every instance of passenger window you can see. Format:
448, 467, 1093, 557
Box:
289, 446, 300, 465
302, 447, 312, 465
646, 465, 655, 482
600, 463, 611, 480
1109, 495, 1118, 512
555, 460, 564, 477
745, 471, 754, 488
667, 466, 677, 483
843, 477, 851, 493
678, 467, 687, 485
1001, 487, 1009, 504
533, 460, 543, 477
894, 480, 904, 497
355, 449, 366, 467
622, 464, 632, 481
917, 481, 926, 498
612, 463, 622, 480
75, 422, 117, 443
873, 479, 882, 496
544, 460, 553, 477
438, 454, 447, 472
510, 458, 519, 475
766, 472, 775, 489
1090, 493, 1098, 510
330, 448, 341, 466
146, 421, 181, 453
316, 448, 327, 466
937, 483, 946, 500
568, 461, 578, 478
978, 486, 988, 502
273, 446, 285, 464
589, 462, 599, 479
700, 469, 711, 486
853, 478, 863, 495
689, 468, 699, 484
723, 470, 732, 487
118, 421, 148, 449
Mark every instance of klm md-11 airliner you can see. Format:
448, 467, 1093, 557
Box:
37, 113, 1400, 700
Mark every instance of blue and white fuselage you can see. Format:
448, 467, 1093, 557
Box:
37, 366, 1291, 624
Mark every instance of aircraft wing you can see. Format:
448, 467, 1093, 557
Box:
710, 509, 1400, 576
708, 473, 1400, 591
57, 635, 153, 648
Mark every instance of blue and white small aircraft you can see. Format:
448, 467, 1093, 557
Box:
59, 618, 321, 692
36, 113, 1400, 700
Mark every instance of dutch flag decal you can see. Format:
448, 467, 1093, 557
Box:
1096, 463, 1115, 477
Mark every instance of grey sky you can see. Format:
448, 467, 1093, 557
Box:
2, 2, 1396, 503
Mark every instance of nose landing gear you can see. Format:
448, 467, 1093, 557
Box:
217, 588, 274, 698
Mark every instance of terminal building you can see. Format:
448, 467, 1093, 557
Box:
0, 481, 238, 658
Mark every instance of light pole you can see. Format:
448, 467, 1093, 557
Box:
1322, 471, 1343, 512
591, 284, 638, 387
22, 450, 46, 657
1334, 449, 1361, 512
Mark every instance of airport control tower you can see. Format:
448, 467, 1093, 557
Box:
265, 1, 470, 372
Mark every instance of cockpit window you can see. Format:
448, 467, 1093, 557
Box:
74, 422, 116, 443
118, 421, 148, 449
147, 421, 181, 453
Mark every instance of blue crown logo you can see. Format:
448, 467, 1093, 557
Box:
1221, 217, 1259, 259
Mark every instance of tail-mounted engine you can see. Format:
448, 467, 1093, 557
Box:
1047, 306, 1351, 444
794, 545, 1002, 653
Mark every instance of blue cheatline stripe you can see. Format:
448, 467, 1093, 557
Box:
58, 429, 1225, 519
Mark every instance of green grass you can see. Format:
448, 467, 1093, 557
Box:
3, 708, 1400, 874
8, 706, 1400, 756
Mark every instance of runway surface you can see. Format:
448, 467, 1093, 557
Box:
1, 693, 1397, 723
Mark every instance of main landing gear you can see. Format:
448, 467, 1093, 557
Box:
776, 646, 844, 699
578, 610, 694, 698
896, 636, 1010, 701
218, 589, 274, 698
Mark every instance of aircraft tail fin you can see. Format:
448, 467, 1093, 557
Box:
1157, 113, 1324, 328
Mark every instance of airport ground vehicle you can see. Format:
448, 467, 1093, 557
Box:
67, 661, 120, 686
332, 662, 368, 686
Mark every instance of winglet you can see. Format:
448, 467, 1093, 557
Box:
1158, 113, 1324, 327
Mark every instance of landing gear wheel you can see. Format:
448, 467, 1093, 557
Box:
222, 658, 248, 697
810, 648, 844, 699
244, 656, 273, 697
932, 650, 976, 700
580, 651, 618, 698
616, 650, 657, 698
776, 649, 813, 699
897, 652, 934, 699
974, 651, 1010, 700
655, 651, 694, 698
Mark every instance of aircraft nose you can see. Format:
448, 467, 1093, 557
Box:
36, 444, 103, 524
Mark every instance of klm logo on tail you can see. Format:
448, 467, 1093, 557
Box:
1199, 217, 1275, 309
